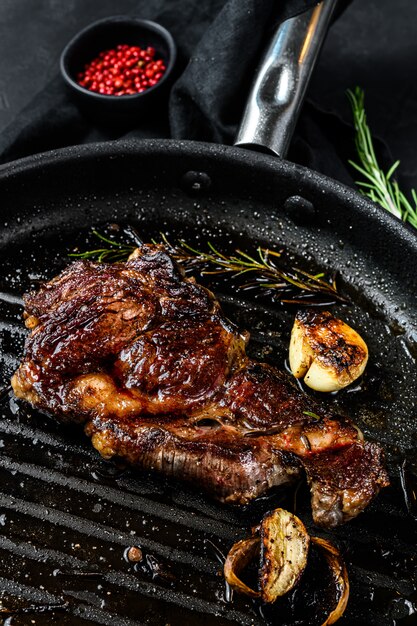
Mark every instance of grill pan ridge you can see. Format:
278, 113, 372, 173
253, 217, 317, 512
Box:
0, 141, 416, 625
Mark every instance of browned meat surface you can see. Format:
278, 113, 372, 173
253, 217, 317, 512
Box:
303, 442, 388, 527
11, 244, 389, 527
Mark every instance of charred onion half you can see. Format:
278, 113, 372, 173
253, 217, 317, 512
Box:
224, 508, 349, 625
260, 508, 310, 603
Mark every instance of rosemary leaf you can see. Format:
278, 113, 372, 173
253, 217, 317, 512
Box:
302, 410, 321, 421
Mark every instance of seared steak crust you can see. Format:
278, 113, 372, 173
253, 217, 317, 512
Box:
11, 244, 389, 527
303, 442, 388, 527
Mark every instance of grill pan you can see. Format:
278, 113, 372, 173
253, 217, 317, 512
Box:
1, 139, 417, 626
1, 3, 417, 625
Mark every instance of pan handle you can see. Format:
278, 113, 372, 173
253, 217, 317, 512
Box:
234, 0, 338, 158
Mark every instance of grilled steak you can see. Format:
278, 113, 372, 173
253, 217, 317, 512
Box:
11, 244, 389, 527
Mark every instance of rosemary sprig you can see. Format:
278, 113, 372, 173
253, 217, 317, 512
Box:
69, 230, 135, 262
159, 234, 346, 304
70, 230, 347, 305
348, 86, 417, 229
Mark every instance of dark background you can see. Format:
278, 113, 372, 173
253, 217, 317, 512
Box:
0, 0, 416, 194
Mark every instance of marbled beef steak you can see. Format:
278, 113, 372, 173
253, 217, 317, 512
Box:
11, 244, 389, 527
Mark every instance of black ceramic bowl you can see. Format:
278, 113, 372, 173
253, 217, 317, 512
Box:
60, 16, 176, 124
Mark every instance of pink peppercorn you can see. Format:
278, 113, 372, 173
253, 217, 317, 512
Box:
77, 44, 167, 95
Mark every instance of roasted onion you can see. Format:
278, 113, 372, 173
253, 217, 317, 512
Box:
224, 508, 309, 602
224, 536, 261, 598
260, 508, 310, 603
312, 536, 350, 625
224, 508, 350, 626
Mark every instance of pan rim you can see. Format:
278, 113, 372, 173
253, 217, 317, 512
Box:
0, 137, 416, 251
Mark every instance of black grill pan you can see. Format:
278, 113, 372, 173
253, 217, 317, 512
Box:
0, 140, 416, 625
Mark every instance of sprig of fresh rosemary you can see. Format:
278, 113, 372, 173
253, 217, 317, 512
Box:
348, 86, 417, 229
69, 230, 135, 262
70, 230, 347, 305
159, 234, 345, 304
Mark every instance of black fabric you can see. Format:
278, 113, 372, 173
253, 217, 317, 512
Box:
0, 0, 413, 194
0, 0, 325, 159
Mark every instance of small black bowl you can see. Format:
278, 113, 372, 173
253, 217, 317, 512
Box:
60, 16, 176, 125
